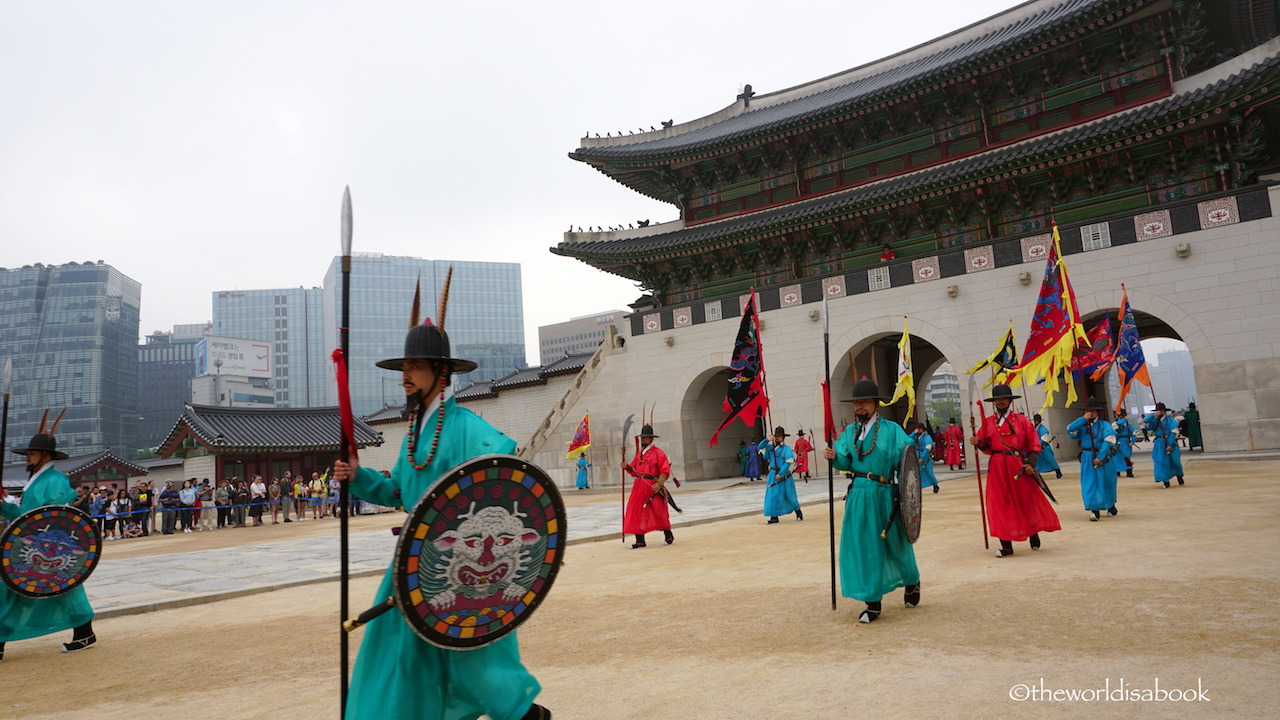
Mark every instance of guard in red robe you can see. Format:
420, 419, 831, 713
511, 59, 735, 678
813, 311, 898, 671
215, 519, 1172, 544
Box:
943, 418, 965, 470
621, 424, 673, 548
793, 429, 814, 480
971, 385, 1060, 557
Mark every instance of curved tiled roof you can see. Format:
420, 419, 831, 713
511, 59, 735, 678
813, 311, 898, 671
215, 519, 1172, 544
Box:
572, 0, 1118, 162
557, 50, 1280, 263
158, 404, 383, 455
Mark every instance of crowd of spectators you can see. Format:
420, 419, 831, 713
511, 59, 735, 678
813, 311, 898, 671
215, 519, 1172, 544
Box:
8, 469, 385, 542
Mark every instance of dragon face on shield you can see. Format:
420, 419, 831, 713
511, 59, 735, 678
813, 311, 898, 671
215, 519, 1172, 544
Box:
426, 503, 542, 611
14, 525, 90, 582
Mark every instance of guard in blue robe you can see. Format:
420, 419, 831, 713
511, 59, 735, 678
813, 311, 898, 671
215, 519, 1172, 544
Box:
760, 427, 801, 522
909, 422, 939, 492
1067, 399, 1118, 520
1143, 403, 1185, 488
1112, 415, 1136, 477
1032, 414, 1063, 479
824, 379, 920, 624
744, 439, 762, 481
574, 453, 591, 489
335, 317, 548, 720
1, 426, 98, 660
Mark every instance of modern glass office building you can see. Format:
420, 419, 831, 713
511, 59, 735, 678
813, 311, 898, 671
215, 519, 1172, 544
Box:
136, 331, 203, 452
322, 255, 525, 417
0, 262, 141, 456
211, 287, 327, 408
211, 255, 524, 419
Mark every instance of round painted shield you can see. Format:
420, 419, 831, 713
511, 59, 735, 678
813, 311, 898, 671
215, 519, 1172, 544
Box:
392, 454, 566, 650
1, 505, 102, 598
897, 445, 922, 544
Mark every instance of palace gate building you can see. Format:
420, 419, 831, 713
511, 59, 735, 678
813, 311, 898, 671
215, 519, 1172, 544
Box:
527, 0, 1280, 482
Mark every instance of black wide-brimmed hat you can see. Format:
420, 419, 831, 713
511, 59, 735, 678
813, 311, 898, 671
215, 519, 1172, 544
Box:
796, 429, 805, 437
1033, 413, 1043, 422
1154, 402, 1168, 411
638, 424, 659, 438
10, 432, 70, 461
376, 322, 478, 374
841, 378, 888, 402
1084, 397, 1108, 412
948, 417, 957, 424
984, 384, 1021, 402
772, 426, 789, 437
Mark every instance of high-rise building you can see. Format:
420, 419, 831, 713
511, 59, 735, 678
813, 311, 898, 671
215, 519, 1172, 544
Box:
211, 287, 327, 408
322, 255, 525, 417
211, 255, 525, 419
137, 328, 206, 454
0, 261, 141, 456
538, 310, 628, 365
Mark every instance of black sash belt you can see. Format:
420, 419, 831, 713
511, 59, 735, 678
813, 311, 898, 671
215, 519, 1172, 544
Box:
851, 471, 892, 484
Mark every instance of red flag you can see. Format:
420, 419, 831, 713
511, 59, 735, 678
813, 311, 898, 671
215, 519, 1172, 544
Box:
565, 413, 591, 458
709, 290, 768, 448
821, 380, 835, 445
332, 349, 359, 461
1069, 314, 1114, 374
1007, 224, 1088, 409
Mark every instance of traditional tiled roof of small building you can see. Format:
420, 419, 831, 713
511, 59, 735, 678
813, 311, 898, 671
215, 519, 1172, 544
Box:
542, 352, 593, 377
157, 404, 383, 456
362, 405, 410, 425
558, 49, 1280, 263
572, 0, 1118, 163
2, 450, 148, 486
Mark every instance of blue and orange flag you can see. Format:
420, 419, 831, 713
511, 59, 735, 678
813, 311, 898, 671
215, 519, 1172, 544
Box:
565, 413, 591, 458
1007, 224, 1088, 411
710, 290, 769, 448
1101, 286, 1152, 414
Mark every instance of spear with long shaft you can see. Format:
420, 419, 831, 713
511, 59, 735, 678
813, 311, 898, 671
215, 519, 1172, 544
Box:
822, 297, 837, 611
338, 187, 354, 716
1, 359, 12, 462
967, 372, 990, 549
620, 414, 634, 543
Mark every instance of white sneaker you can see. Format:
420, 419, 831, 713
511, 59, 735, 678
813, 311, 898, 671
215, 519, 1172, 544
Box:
184, 528, 191, 533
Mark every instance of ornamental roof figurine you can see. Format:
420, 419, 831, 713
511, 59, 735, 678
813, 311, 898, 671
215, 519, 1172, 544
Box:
984, 384, 1021, 402
842, 377, 889, 402
375, 267, 478, 374
10, 409, 70, 461
638, 424, 659, 438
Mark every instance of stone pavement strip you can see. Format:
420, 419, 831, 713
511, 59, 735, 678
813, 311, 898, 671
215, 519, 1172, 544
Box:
87, 475, 854, 618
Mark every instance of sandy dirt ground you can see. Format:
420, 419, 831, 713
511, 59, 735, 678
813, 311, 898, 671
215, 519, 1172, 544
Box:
4, 456, 1277, 720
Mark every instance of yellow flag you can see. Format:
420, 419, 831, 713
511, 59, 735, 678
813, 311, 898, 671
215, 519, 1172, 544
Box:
880, 316, 914, 423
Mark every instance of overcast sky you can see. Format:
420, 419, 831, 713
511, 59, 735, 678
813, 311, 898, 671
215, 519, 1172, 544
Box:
3, 0, 1023, 364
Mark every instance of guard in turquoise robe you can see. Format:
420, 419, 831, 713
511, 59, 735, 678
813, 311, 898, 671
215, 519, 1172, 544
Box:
737, 441, 750, 476
1032, 415, 1062, 479
574, 454, 591, 489
760, 427, 801, 522
1183, 403, 1203, 450
1067, 402, 1118, 520
910, 424, 938, 491
1143, 404, 1185, 487
1112, 415, 1136, 477
825, 379, 920, 623
338, 316, 547, 720
1, 431, 97, 658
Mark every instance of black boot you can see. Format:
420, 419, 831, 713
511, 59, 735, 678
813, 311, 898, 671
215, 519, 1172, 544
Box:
520, 703, 552, 720
1126, 470, 1134, 478
795, 509, 804, 521
62, 622, 96, 653
932, 485, 939, 493
1163, 481, 1171, 488
1108, 506, 1118, 516
904, 584, 920, 608
767, 516, 780, 524
1177, 475, 1185, 486
1055, 469, 1062, 479
0, 642, 5, 662
631, 534, 646, 549
859, 601, 882, 623
1029, 533, 1041, 550
995, 540, 1014, 558
663, 529, 674, 545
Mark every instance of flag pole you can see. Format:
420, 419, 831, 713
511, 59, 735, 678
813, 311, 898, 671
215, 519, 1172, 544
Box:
0, 359, 12, 464
822, 298, 837, 611
967, 372, 990, 549
338, 187, 354, 716
751, 288, 774, 434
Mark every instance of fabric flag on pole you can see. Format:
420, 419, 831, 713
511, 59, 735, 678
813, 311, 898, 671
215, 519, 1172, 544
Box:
331, 349, 360, 462
1070, 314, 1114, 376
1107, 287, 1152, 413
965, 320, 1019, 386
880, 316, 914, 422
710, 290, 769, 448
565, 413, 591, 458
1007, 224, 1088, 411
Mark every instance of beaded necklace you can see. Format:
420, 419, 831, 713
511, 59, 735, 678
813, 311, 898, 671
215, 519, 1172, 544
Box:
854, 417, 880, 460
406, 379, 446, 470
